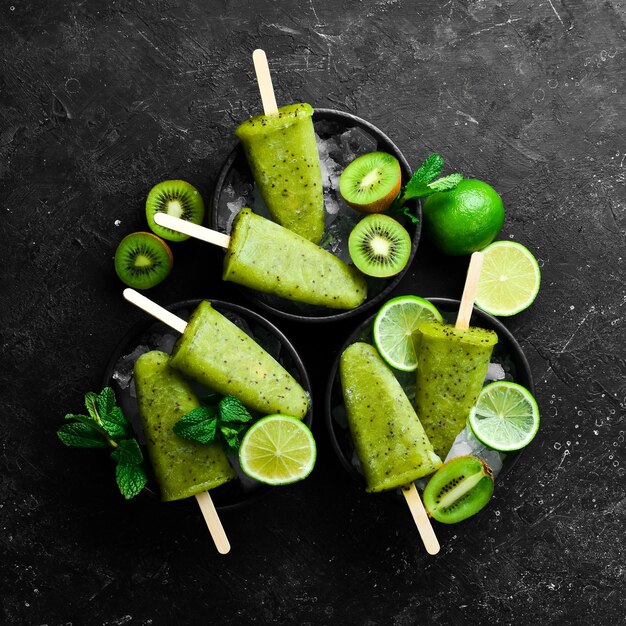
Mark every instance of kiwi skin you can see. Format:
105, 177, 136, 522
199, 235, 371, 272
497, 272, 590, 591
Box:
422, 455, 494, 524
339, 151, 402, 214
348, 214, 411, 278
114, 231, 173, 290
146, 180, 205, 242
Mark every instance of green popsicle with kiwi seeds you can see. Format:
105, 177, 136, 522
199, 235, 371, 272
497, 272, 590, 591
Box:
414, 321, 498, 460
223, 208, 367, 309
134, 350, 236, 501
235, 103, 324, 244
340, 342, 442, 493
169, 301, 309, 419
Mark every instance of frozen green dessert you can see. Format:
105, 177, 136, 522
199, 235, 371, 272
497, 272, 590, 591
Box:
235, 103, 324, 244
169, 301, 309, 419
134, 351, 236, 502
340, 342, 442, 493
223, 208, 367, 309
415, 321, 498, 459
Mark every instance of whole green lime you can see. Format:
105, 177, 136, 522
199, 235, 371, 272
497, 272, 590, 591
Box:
422, 179, 505, 256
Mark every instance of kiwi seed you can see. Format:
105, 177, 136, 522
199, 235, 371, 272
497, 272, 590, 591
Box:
114, 232, 173, 289
422, 455, 494, 524
339, 151, 402, 213
348, 214, 411, 278
146, 180, 205, 242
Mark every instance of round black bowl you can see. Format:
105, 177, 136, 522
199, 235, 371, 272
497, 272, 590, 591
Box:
325, 297, 534, 490
211, 107, 420, 323
103, 299, 313, 512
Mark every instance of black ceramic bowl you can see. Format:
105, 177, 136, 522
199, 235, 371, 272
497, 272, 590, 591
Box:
103, 299, 313, 512
211, 108, 420, 323
325, 298, 534, 490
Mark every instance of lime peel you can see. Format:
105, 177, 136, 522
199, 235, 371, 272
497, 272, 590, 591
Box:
239, 415, 316, 485
475, 241, 541, 317
373, 295, 443, 372
469, 381, 540, 452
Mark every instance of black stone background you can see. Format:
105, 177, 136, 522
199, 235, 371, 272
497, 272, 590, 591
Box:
1, 1, 624, 624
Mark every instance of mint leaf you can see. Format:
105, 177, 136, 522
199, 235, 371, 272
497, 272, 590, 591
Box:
414, 153, 444, 184
427, 173, 463, 193
58, 423, 109, 448
114, 462, 148, 500
112, 440, 147, 499
391, 154, 463, 214
111, 438, 143, 465
221, 426, 244, 453
95, 387, 116, 422
100, 406, 130, 440
60, 388, 146, 499
173, 406, 218, 444
84, 392, 101, 424
401, 182, 431, 202
218, 396, 253, 424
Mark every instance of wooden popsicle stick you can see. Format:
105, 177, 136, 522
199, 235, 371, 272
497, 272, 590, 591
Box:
455, 251, 484, 330
194, 491, 231, 554
154, 213, 231, 249
123, 288, 187, 334
402, 483, 440, 555
122, 288, 231, 554
252, 49, 278, 116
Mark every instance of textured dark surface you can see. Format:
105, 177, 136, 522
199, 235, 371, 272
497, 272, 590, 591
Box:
1, 1, 625, 624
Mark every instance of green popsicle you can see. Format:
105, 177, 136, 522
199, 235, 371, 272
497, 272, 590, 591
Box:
134, 351, 236, 502
340, 342, 442, 493
415, 321, 498, 459
169, 301, 309, 419
223, 208, 367, 309
235, 103, 324, 244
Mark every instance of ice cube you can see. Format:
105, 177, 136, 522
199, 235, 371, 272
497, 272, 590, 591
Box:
445, 425, 505, 477
112, 344, 151, 390
337, 127, 378, 166
485, 362, 506, 382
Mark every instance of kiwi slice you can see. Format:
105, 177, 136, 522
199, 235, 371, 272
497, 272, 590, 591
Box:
339, 151, 402, 213
423, 456, 494, 524
114, 232, 173, 289
348, 214, 411, 278
146, 180, 205, 242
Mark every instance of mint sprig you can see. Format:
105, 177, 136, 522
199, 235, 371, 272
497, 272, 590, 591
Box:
173, 395, 253, 453
389, 153, 463, 222
58, 387, 148, 500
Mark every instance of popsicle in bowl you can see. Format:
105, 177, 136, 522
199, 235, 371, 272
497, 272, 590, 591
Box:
233, 49, 324, 243
340, 342, 442, 493
124, 290, 309, 420
414, 252, 498, 459
123, 289, 311, 553
134, 350, 236, 501
153, 210, 367, 310
340, 341, 442, 554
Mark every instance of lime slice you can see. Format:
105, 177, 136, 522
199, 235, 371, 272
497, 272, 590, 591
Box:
373, 296, 443, 371
239, 415, 316, 485
475, 241, 541, 316
468, 381, 540, 452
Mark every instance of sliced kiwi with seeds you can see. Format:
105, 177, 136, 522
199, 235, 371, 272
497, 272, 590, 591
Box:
146, 180, 205, 242
114, 232, 173, 289
339, 151, 402, 213
423, 455, 494, 524
348, 214, 411, 278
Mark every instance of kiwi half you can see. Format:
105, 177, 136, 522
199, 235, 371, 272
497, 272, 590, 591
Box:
146, 180, 205, 242
348, 214, 411, 278
423, 455, 494, 524
114, 232, 173, 289
339, 151, 402, 213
